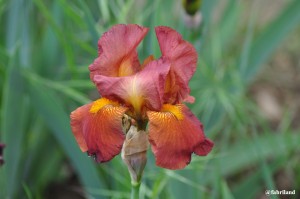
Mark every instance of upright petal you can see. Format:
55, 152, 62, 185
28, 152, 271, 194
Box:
89, 24, 149, 81
147, 104, 213, 169
94, 58, 171, 116
155, 26, 198, 103
70, 98, 127, 163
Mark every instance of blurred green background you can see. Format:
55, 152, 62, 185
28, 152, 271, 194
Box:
0, 0, 300, 198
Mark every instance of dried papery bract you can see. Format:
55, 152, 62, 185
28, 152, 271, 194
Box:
122, 125, 149, 184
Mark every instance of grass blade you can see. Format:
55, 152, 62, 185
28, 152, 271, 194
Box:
1, 60, 26, 198
25, 73, 107, 199
241, 0, 300, 82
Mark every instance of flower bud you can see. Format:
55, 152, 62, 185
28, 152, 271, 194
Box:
182, 0, 202, 29
182, 0, 202, 16
121, 125, 149, 184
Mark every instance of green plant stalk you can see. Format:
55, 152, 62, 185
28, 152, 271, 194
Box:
131, 182, 140, 199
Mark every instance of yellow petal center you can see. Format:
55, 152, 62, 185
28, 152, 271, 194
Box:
89, 98, 119, 114
126, 76, 144, 114
161, 104, 184, 120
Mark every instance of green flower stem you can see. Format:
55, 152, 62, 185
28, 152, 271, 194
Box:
131, 181, 140, 199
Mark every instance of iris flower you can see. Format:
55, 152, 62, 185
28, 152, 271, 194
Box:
70, 24, 213, 172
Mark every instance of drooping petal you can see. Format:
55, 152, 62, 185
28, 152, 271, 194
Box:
70, 98, 127, 163
94, 58, 171, 116
89, 24, 149, 81
194, 138, 214, 156
147, 104, 213, 170
155, 26, 198, 104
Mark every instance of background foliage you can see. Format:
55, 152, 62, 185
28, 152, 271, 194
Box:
0, 0, 300, 198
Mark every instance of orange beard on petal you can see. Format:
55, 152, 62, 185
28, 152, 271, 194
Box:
70, 98, 127, 163
147, 104, 213, 170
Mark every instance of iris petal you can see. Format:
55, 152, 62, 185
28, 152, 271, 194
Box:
147, 104, 213, 169
89, 24, 149, 81
70, 98, 127, 162
94, 58, 170, 116
155, 26, 198, 104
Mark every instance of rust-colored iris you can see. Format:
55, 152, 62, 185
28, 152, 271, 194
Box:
70, 24, 213, 170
